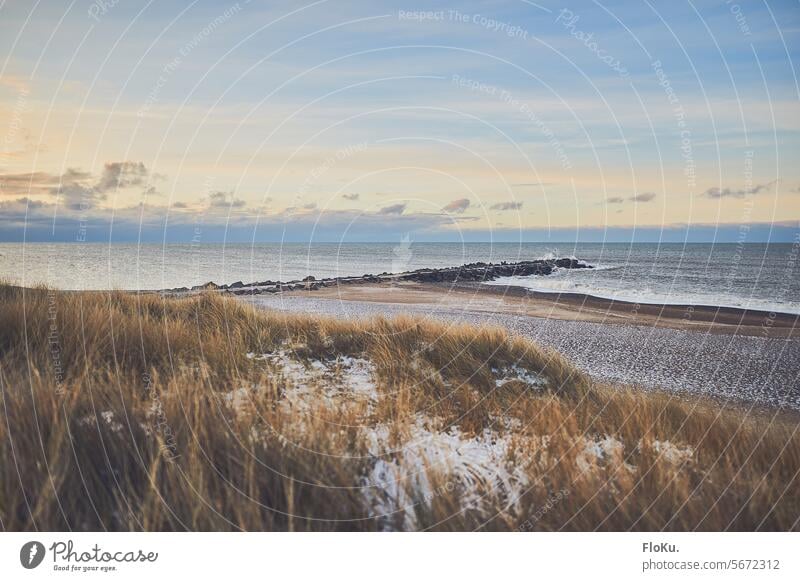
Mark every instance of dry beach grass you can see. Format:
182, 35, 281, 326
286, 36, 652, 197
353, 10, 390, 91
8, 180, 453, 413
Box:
0, 283, 798, 531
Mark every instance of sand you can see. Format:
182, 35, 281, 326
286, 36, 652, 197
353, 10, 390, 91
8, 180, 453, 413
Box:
242, 281, 800, 412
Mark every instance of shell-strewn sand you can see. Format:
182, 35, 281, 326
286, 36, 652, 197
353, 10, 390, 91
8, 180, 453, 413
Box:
244, 285, 800, 412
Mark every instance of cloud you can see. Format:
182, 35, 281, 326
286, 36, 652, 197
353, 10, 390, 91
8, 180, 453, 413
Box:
0, 168, 103, 209
95, 161, 148, 192
0, 197, 56, 232
0, 169, 90, 196
378, 203, 406, 215
604, 193, 656, 205
3, 192, 797, 244
490, 201, 523, 211
0, 162, 157, 210
208, 190, 246, 208
630, 192, 656, 203
702, 181, 775, 199
56, 182, 103, 211
342, 193, 360, 200
442, 198, 470, 213
0, 195, 458, 242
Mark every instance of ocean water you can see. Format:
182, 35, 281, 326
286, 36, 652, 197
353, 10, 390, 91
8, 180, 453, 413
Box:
1, 242, 798, 314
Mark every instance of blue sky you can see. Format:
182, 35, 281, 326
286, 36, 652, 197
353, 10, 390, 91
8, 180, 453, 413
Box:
1, 0, 798, 242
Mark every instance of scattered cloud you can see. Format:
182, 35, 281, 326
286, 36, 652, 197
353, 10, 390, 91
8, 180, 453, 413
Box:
342, 193, 360, 201
605, 193, 656, 205
208, 190, 246, 208
442, 198, 470, 214
701, 181, 776, 199
630, 192, 656, 203
0, 195, 459, 242
379, 203, 406, 215
0, 161, 158, 210
0, 169, 88, 196
96, 161, 149, 192
490, 201, 523, 211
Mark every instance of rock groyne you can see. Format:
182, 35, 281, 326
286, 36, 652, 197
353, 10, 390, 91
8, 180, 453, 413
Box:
175, 257, 591, 295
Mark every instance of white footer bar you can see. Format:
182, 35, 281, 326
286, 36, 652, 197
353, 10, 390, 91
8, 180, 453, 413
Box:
1, 532, 796, 579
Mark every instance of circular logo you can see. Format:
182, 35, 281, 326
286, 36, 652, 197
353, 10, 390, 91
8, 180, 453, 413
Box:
19, 541, 46, 569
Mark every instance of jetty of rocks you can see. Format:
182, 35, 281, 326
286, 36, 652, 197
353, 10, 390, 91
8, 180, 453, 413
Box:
174, 257, 591, 295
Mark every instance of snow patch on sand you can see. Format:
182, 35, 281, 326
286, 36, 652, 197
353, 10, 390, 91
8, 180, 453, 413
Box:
361, 417, 533, 530
576, 435, 694, 473
651, 439, 694, 465
78, 410, 124, 433
577, 435, 628, 473
492, 364, 548, 389
239, 350, 379, 414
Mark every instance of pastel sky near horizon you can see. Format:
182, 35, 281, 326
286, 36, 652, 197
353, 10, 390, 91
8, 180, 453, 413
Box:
1, 0, 799, 242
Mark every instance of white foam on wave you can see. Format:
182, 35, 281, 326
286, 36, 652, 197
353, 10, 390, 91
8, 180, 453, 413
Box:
486, 270, 800, 315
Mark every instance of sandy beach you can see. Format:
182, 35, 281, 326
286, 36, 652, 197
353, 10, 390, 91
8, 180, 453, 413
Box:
244, 281, 800, 412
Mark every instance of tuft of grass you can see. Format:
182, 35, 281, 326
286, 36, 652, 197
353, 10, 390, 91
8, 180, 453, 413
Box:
0, 284, 797, 531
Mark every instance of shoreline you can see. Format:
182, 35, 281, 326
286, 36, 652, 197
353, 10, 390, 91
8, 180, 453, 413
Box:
155, 256, 798, 337
10, 255, 799, 335
451, 281, 799, 336
249, 280, 798, 338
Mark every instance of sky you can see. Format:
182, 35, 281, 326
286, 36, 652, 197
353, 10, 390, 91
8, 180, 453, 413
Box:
1, 0, 799, 243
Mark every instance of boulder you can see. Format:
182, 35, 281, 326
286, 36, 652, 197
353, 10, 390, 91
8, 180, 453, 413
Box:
192, 281, 218, 291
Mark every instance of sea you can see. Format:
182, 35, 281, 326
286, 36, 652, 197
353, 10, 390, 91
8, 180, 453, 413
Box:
1, 242, 798, 315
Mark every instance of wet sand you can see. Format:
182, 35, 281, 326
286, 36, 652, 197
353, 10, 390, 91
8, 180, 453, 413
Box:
271, 281, 799, 338
243, 281, 800, 412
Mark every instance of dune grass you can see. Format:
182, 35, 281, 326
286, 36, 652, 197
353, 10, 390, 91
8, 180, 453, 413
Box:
0, 283, 797, 531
